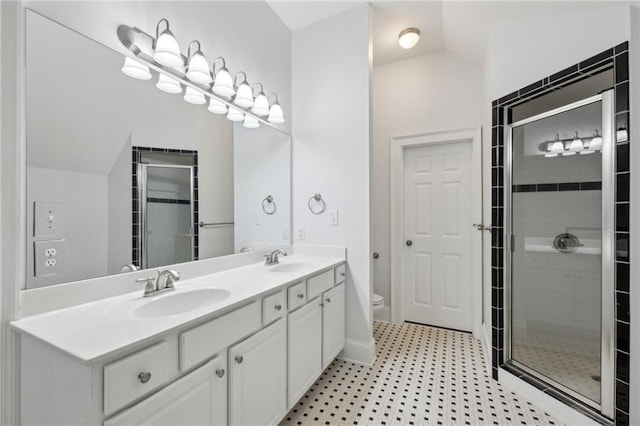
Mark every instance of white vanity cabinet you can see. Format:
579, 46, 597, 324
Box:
228, 318, 287, 426
322, 282, 346, 369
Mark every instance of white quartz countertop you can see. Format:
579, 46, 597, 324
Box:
12, 255, 344, 364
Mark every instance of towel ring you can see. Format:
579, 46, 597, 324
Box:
262, 195, 276, 215
308, 193, 326, 215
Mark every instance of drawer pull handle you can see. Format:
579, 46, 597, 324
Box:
297, 293, 304, 299
216, 369, 225, 378
326, 297, 331, 303
235, 355, 244, 364
138, 371, 152, 384
275, 304, 282, 311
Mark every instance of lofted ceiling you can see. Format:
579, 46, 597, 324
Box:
266, 0, 635, 67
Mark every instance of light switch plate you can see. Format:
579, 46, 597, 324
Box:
34, 239, 66, 277
34, 201, 65, 237
329, 210, 339, 226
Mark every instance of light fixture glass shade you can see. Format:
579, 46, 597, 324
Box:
183, 86, 206, 105
121, 57, 152, 80
398, 28, 420, 49
589, 136, 602, 151
227, 107, 244, 122
550, 141, 564, 154
212, 68, 235, 98
207, 98, 228, 114
568, 136, 584, 153
268, 103, 285, 124
156, 73, 182, 94
617, 128, 629, 142
186, 51, 213, 85
251, 93, 270, 116
234, 83, 254, 108
243, 115, 260, 129
154, 30, 183, 68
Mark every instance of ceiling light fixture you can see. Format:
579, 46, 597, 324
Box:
118, 19, 284, 128
398, 28, 420, 49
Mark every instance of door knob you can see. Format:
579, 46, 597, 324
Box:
406, 240, 413, 246
235, 355, 243, 364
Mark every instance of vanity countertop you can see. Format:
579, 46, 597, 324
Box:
11, 255, 344, 364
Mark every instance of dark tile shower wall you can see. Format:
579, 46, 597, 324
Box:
491, 43, 630, 424
131, 147, 200, 268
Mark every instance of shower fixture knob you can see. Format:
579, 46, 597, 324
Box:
406, 240, 413, 246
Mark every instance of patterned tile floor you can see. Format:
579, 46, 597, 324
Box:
281, 321, 562, 425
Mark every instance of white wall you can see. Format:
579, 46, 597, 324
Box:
234, 124, 291, 251
292, 4, 373, 364
372, 51, 483, 316
107, 136, 132, 275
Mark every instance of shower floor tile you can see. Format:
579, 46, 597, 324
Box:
280, 321, 562, 426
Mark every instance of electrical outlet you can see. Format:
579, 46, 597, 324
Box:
45, 258, 57, 267
34, 239, 65, 277
45, 248, 57, 257
282, 227, 290, 240
296, 227, 305, 240
329, 210, 339, 226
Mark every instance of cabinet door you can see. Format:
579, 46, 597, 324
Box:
322, 283, 346, 369
104, 357, 225, 426
228, 319, 286, 426
287, 297, 322, 409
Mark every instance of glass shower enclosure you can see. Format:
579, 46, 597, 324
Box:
505, 91, 614, 417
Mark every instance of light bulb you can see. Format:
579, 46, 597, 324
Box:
212, 68, 235, 98
234, 82, 254, 108
186, 51, 212, 85
183, 86, 206, 105
227, 107, 244, 122
243, 115, 260, 129
121, 57, 152, 80
398, 28, 420, 49
153, 22, 183, 68
267, 103, 284, 124
207, 98, 228, 114
251, 93, 270, 116
156, 73, 182, 94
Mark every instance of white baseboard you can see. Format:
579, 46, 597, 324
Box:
499, 368, 600, 426
373, 306, 390, 322
338, 337, 376, 366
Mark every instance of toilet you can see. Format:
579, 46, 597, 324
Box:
373, 293, 384, 310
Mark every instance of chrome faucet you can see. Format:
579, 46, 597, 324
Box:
265, 248, 287, 265
136, 269, 180, 297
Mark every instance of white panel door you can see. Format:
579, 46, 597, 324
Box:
402, 142, 472, 331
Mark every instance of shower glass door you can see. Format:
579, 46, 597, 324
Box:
507, 92, 614, 415
140, 164, 195, 269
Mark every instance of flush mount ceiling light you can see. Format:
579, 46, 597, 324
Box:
118, 19, 284, 128
398, 28, 420, 49
185, 40, 213, 85
121, 57, 152, 80
153, 19, 183, 68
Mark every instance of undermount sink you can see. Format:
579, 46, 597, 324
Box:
134, 288, 231, 318
269, 262, 314, 273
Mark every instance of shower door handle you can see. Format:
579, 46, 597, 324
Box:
473, 223, 492, 233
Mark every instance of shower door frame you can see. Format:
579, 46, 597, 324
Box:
504, 91, 615, 417
138, 163, 196, 270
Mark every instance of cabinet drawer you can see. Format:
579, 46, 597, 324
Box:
104, 341, 170, 416
262, 290, 286, 325
180, 301, 260, 372
334, 264, 346, 284
307, 270, 333, 300
287, 282, 307, 311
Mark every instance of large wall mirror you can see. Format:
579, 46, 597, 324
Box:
25, 10, 291, 288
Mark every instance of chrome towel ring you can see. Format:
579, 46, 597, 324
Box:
308, 193, 326, 214
262, 195, 276, 215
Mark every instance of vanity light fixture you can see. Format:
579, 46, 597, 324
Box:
156, 73, 182, 94
207, 97, 228, 114
211, 57, 235, 98
581, 130, 601, 154
118, 19, 284, 128
121, 57, 152, 80
541, 131, 603, 157
546, 135, 564, 157
243, 115, 260, 129
227, 106, 245, 122
251, 83, 270, 116
184, 86, 206, 105
153, 19, 183, 68
267, 93, 285, 124
185, 41, 213, 85
233, 72, 254, 108
398, 28, 420, 49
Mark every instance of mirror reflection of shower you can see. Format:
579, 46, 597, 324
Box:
133, 148, 198, 269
